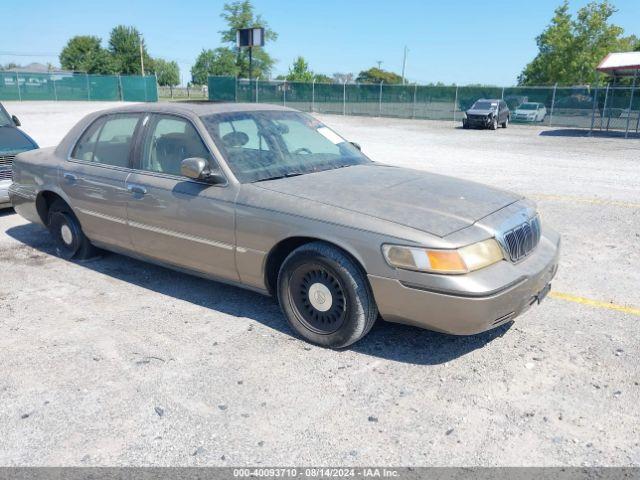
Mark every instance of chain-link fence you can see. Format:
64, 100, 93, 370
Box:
209, 76, 640, 136
0, 72, 158, 102
158, 85, 208, 100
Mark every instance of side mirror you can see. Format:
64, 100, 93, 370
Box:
180, 157, 225, 184
350, 141, 361, 151
11, 115, 21, 127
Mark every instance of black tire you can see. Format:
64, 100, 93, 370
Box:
462, 120, 469, 129
502, 116, 509, 128
47, 200, 98, 260
490, 117, 498, 130
277, 242, 378, 348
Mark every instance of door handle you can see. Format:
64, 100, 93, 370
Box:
127, 184, 147, 195
63, 173, 77, 184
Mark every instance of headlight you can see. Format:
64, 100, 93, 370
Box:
382, 239, 504, 274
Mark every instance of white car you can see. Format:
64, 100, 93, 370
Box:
513, 102, 547, 122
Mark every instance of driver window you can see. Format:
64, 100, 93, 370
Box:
141, 115, 212, 176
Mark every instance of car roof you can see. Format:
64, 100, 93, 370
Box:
97, 102, 297, 117
476, 99, 502, 102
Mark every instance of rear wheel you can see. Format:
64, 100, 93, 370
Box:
277, 242, 378, 348
48, 200, 98, 260
502, 116, 509, 128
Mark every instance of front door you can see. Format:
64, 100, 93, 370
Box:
60, 113, 142, 249
125, 113, 238, 281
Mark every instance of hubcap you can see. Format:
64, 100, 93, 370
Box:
308, 282, 332, 312
60, 224, 73, 245
290, 265, 346, 334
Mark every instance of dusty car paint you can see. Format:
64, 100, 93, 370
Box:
9, 103, 560, 335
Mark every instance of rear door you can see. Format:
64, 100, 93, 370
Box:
125, 113, 238, 281
61, 113, 143, 249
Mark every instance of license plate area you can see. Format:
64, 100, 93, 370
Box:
536, 283, 551, 304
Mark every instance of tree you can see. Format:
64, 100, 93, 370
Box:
191, 48, 239, 85
356, 67, 403, 84
314, 73, 333, 83
519, 1, 638, 85
155, 59, 180, 87
108, 25, 153, 75
286, 56, 314, 82
219, 1, 277, 78
60, 36, 116, 74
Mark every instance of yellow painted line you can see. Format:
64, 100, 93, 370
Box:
550, 291, 640, 317
531, 193, 640, 209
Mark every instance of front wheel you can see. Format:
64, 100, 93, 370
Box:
490, 117, 498, 130
277, 242, 378, 348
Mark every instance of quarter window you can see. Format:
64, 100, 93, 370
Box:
141, 115, 212, 176
72, 114, 140, 167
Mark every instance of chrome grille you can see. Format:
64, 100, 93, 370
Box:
0, 155, 15, 181
502, 215, 541, 262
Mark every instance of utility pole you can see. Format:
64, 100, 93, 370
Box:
376, 60, 383, 69
401, 46, 408, 85
138, 33, 145, 76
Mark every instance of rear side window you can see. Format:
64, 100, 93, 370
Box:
72, 114, 141, 167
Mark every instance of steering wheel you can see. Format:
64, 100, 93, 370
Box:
293, 147, 312, 155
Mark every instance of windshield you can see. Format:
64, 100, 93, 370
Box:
0, 104, 13, 127
518, 103, 538, 110
201, 110, 371, 183
471, 101, 497, 110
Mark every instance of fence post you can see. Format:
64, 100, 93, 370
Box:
412, 83, 417, 119
255, 76, 259, 103
86, 73, 90, 101
453, 85, 458, 124
118, 75, 123, 101
312, 78, 316, 112
235, 77, 238, 103
501, 87, 505, 100
378, 81, 383, 117
16, 72, 21, 101
600, 83, 610, 130
549, 83, 557, 126
589, 80, 600, 136
52, 74, 58, 101
283, 80, 287, 106
625, 70, 638, 139
343, 80, 347, 116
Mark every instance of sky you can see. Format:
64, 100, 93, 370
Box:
2, 0, 639, 86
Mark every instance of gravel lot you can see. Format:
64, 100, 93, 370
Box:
1, 102, 639, 466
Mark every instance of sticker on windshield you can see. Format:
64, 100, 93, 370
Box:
317, 126, 344, 145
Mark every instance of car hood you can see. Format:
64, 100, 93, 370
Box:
0, 126, 38, 155
515, 109, 536, 115
466, 108, 495, 116
253, 164, 522, 237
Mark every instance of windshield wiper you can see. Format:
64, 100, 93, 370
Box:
253, 171, 307, 183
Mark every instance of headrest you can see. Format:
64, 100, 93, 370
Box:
222, 131, 249, 148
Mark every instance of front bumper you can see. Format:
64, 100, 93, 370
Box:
0, 180, 11, 208
368, 230, 561, 335
464, 116, 492, 128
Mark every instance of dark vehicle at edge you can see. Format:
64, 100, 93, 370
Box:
0, 102, 39, 208
463, 99, 510, 130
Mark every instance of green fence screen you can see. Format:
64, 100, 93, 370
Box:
208, 76, 639, 134
0, 72, 158, 102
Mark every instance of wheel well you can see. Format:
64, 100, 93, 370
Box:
35, 191, 68, 226
264, 237, 366, 296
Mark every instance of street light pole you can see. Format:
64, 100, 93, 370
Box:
138, 33, 145, 76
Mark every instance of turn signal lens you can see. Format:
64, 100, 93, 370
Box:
426, 250, 467, 273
